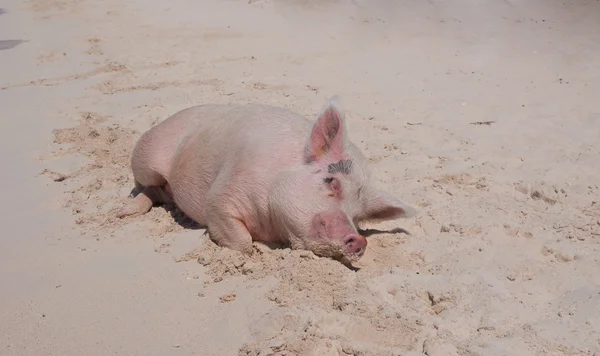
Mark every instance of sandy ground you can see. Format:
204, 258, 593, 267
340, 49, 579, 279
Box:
1, 0, 600, 355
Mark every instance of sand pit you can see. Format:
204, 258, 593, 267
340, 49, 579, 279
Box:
1, 0, 599, 355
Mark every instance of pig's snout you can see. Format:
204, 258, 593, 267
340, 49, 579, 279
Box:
310, 210, 366, 259
343, 234, 366, 257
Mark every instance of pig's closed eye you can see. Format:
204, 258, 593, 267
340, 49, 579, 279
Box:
323, 176, 342, 198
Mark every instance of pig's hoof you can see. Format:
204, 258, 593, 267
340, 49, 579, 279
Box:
116, 196, 152, 218
116, 204, 141, 218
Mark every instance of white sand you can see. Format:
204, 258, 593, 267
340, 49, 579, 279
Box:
1, 0, 599, 355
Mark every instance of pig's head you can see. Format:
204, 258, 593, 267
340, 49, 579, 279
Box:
269, 97, 417, 264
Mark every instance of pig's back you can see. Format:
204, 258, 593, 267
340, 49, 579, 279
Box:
175, 103, 311, 169
168, 104, 312, 224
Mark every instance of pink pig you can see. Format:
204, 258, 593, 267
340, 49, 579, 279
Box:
117, 97, 416, 263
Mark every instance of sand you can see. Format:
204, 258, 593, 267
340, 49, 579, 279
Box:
1, 0, 599, 355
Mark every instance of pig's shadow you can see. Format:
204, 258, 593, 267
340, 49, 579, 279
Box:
161, 203, 412, 239
127, 185, 203, 229
131, 188, 412, 271
162, 203, 205, 230
135, 188, 412, 238
162, 203, 412, 272
359, 227, 411, 237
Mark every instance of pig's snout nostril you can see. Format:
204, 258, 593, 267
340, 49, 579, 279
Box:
343, 234, 367, 256
345, 236, 356, 247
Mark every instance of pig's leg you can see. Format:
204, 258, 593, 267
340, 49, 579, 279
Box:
206, 215, 254, 254
204, 184, 254, 254
117, 132, 174, 218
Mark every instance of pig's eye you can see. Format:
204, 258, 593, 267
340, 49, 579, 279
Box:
323, 177, 342, 198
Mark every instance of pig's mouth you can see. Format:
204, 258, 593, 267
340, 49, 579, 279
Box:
328, 246, 366, 267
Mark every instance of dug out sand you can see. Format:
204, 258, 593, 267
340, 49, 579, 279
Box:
1, 0, 599, 355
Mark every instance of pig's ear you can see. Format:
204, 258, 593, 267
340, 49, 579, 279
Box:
305, 96, 347, 163
362, 189, 417, 221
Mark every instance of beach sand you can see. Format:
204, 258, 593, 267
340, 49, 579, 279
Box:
1, 0, 599, 355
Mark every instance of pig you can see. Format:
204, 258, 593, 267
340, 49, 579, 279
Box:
117, 96, 417, 264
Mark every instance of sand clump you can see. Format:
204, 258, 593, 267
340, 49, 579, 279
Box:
46, 112, 138, 232
43, 111, 188, 238
189, 239, 426, 356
